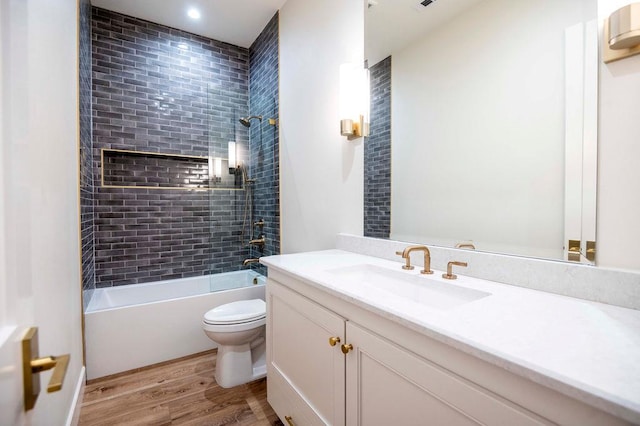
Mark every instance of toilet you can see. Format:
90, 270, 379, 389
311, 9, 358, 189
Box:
202, 299, 267, 388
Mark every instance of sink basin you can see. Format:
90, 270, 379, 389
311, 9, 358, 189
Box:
326, 264, 490, 310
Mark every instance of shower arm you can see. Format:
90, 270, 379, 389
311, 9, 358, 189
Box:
239, 115, 263, 127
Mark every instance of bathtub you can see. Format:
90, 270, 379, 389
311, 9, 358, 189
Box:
84, 270, 265, 380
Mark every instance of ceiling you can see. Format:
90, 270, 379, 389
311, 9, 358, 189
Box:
366, 0, 483, 66
91, 0, 288, 48
91, 0, 483, 62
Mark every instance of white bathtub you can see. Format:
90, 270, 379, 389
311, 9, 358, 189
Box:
84, 270, 266, 380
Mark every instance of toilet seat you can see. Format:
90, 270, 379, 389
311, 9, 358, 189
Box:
203, 299, 266, 325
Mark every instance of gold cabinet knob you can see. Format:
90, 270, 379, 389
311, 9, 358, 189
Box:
285, 415, 295, 426
329, 336, 341, 347
341, 343, 353, 354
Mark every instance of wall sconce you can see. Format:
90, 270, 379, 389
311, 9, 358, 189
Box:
603, 3, 640, 63
339, 63, 370, 141
214, 157, 222, 178
208, 156, 223, 183
228, 141, 237, 172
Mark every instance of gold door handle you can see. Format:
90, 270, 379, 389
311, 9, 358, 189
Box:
22, 327, 70, 411
285, 415, 295, 426
341, 343, 353, 354
329, 336, 341, 346
30, 355, 70, 392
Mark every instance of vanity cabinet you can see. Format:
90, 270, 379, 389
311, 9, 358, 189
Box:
266, 274, 631, 426
266, 279, 346, 425
345, 322, 546, 425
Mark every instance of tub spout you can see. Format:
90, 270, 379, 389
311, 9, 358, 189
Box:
243, 258, 260, 266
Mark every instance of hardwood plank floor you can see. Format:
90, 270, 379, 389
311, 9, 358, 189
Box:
79, 350, 280, 426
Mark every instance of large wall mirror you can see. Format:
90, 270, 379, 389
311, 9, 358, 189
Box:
365, 0, 598, 263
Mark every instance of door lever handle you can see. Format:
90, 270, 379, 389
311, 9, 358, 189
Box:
22, 327, 70, 410
30, 354, 70, 392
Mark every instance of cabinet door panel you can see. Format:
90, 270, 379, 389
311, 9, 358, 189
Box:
358, 353, 478, 425
346, 322, 551, 426
268, 366, 324, 426
267, 280, 346, 425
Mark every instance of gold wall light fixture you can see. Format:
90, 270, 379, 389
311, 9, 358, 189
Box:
208, 156, 223, 183
228, 141, 237, 173
339, 63, 370, 140
604, 3, 640, 63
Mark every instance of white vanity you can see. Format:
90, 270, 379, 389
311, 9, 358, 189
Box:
261, 249, 640, 426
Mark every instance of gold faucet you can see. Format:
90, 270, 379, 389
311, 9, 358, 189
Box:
249, 236, 265, 247
442, 261, 468, 280
243, 258, 260, 266
395, 245, 433, 274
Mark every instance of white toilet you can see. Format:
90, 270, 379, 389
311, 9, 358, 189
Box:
202, 299, 267, 388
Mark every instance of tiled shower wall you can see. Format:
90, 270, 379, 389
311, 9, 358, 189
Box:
91, 8, 254, 287
79, 0, 95, 300
364, 56, 392, 238
249, 13, 280, 274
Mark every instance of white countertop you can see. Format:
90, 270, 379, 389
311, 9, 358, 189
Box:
261, 249, 640, 424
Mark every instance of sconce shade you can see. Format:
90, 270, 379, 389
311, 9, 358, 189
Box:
339, 63, 370, 140
609, 3, 640, 50
214, 157, 222, 178
228, 141, 236, 170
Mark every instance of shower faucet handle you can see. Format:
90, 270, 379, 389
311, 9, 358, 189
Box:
253, 219, 265, 227
249, 236, 266, 247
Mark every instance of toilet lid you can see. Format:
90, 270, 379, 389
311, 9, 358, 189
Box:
203, 299, 266, 324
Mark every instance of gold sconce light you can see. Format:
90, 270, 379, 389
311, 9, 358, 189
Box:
227, 141, 237, 173
604, 3, 640, 63
339, 63, 370, 140
208, 156, 223, 183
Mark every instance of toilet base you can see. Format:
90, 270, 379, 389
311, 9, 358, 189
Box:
215, 339, 266, 388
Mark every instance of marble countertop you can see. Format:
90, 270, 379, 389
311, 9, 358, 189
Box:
261, 249, 640, 424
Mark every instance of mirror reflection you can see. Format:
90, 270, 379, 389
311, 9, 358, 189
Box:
365, 0, 598, 262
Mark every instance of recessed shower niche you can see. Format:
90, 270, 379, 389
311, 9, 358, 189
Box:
101, 149, 243, 190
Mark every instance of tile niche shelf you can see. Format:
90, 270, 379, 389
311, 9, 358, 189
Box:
100, 148, 242, 191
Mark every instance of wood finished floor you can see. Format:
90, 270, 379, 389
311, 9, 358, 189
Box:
79, 350, 280, 426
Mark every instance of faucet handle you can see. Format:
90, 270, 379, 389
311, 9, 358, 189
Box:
455, 242, 476, 250
442, 261, 467, 280
395, 250, 414, 270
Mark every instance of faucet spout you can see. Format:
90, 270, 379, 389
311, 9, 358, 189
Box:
243, 258, 260, 266
395, 245, 433, 275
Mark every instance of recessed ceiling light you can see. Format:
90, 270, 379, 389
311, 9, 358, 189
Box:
187, 8, 201, 20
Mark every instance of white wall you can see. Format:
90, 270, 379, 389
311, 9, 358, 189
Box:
390, 0, 592, 260
597, 0, 640, 271
279, 0, 364, 253
2, 0, 84, 423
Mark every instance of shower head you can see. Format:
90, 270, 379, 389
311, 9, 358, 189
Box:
239, 115, 263, 127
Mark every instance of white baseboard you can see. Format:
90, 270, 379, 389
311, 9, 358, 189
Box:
66, 366, 86, 426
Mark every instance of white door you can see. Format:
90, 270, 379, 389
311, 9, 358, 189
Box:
0, 2, 24, 422
0, 0, 84, 424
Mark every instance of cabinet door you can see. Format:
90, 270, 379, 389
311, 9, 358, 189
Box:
345, 322, 551, 426
267, 280, 346, 426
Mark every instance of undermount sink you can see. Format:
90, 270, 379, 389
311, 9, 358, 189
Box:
326, 264, 490, 310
